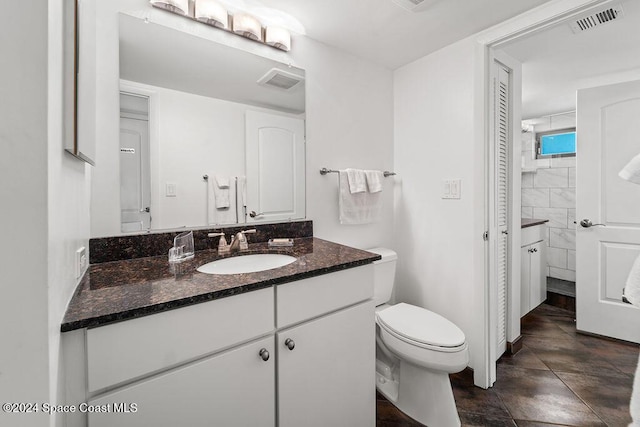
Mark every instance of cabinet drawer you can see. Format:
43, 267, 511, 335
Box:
521, 224, 545, 247
276, 265, 373, 328
87, 287, 274, 392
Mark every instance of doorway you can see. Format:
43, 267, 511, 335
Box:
119, 92, 151, 233
483, 0, 640, 384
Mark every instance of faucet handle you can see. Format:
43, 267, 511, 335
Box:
208, 232, 224, 238
241, 229, 257, 235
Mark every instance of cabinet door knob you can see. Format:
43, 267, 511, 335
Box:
284, 338, 295, 351
259, 348, 270, 361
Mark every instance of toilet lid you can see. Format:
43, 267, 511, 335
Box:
376, 303, 465, 348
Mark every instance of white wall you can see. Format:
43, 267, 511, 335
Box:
0, 3, 51, 426
290, 38, 395, 249
393, 37, 487, 382
89, 0, 395, 249
0, 1, 90, 426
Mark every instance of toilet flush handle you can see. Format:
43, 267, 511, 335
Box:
284, 338, 295, 351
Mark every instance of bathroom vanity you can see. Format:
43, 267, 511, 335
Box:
61, 237, 379, 427
520, 219, 549, 316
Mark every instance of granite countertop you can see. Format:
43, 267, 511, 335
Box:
61, 237, 380, 332
521, 218, 549, 228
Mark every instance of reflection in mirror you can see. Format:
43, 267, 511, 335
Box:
93, 11, 305, 235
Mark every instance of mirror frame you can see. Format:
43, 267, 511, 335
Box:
65, 0, 95, 165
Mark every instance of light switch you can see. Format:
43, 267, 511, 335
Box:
442, 179, 462, 199
166, 182, 177, 197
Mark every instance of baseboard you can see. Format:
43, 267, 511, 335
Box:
507, 335, 523, 355
546, 291, 576, 312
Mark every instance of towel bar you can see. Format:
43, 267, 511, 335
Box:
319, 167, 396, 177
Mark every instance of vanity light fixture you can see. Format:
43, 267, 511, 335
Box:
233, 13, 262, 41
195, 0, 229, 29
150, 0, 189, 16
265, 26, 291, 52
150, 0, 294, 51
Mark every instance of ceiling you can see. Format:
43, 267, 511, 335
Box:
236, 0, 554, 69
499, 0, 640, 119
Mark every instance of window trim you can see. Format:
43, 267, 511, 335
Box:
535, 127, 576, 159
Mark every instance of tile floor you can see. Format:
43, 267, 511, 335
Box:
376, 304, 639, 426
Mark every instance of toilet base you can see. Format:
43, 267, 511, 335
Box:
379, 360, 461, 427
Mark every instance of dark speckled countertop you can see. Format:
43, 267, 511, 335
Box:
61, 237, 380, 332
521, 218, 549, 228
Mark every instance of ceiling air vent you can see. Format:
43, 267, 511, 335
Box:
569, 4, 624, 33
257, 68, 304, 91
391, 0, 439, 13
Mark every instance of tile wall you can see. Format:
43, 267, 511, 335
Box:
521, 113, 576, 282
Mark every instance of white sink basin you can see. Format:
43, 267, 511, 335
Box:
197, 254, 297, 275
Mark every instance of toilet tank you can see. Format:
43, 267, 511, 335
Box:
367, 248, 397, 306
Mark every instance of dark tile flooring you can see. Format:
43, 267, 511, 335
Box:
377, 304, 639, 426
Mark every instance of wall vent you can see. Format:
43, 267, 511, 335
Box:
257, 68, 304, 90
391, 0, 439, 13
569, 4, 624, 33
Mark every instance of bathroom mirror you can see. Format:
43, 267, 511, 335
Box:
84, 2, 305, 237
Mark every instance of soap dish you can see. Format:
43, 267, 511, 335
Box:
268, 238, 294, 248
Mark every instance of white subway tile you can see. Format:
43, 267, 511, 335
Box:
547, 247, 568, 269
533, 207, 568, 229
534, 168, 569, 188
567, 250, 576, 271
550, 188, 576, 209
522, 188, 550, 208
522, 207, 534, 219
521, 173, 534, 189
568, 168, 576, 188
549, 228, 576, 250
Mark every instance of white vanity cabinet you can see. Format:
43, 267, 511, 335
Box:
521, 224, 547, 316
64, 265, 374, 427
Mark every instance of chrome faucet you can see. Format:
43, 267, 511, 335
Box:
229, 229, 257, 252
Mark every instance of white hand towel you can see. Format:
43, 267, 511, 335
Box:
339, 170, 382, 224
625, 254, 640, 308
215, 175, 230, 188
214, 175, 230, 208
208, 177, 237, 225
365, 170, 384, 193
620, 153, 640, 185
237, 176, 247, 224
346, 168, 367, 194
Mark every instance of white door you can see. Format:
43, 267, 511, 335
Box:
245, 111, 305, 223
576, 79, 640, 343
492, 64, 511, 361
120, 93, 151, 232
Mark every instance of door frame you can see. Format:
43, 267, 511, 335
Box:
475, 0, 612, 388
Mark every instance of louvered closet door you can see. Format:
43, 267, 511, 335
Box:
495, 66, 510, 358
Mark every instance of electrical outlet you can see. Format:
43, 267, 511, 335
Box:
76, 247, 87, 279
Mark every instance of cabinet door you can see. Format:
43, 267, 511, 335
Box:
88, 336, 275, 427
529, 241, 546, 309
520, 245, 531, 317
277, 301, 375, 427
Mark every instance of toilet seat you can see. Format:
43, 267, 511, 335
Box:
376, 303, 466, 353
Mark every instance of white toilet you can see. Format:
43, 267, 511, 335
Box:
369, 248, 469, 427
